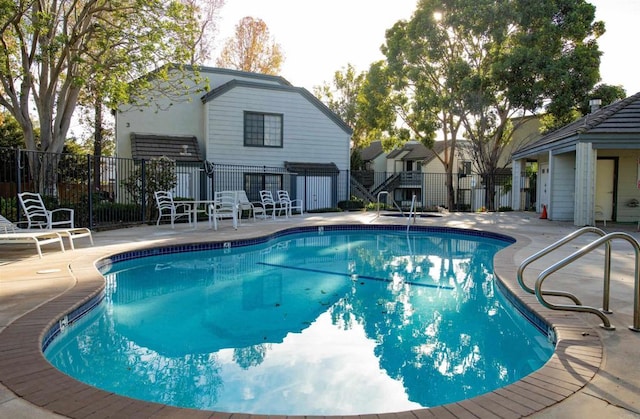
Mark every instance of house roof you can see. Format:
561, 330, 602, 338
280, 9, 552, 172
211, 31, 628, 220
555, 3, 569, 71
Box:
360, 140, 465, 164
513, 91, 640, 159
284, 161, 339, 174
196, 65, 293, 86
386, 141, 446, 163
130, 134, 201, 161
359, 141, 384, 161
141, 64, 293, 87
201, 79, 353, 136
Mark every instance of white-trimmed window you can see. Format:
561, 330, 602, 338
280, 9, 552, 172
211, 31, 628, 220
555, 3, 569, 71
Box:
244, 112, 283, 147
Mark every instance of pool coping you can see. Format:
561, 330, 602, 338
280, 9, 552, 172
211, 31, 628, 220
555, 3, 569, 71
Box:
0, 221, 602, 418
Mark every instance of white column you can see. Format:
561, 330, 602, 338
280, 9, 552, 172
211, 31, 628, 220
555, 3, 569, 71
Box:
574, 142, 596, 226
511, 159, 523, 210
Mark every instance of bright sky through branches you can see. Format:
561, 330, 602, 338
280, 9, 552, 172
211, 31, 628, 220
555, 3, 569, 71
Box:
212, 0, 640, 95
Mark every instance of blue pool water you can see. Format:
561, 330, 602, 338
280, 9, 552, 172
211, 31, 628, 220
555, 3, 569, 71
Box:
44, 227, 554, 415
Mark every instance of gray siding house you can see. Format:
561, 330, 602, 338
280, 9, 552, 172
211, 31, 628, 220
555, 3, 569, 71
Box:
511, 92, 640, 226
115, 66, 352, 210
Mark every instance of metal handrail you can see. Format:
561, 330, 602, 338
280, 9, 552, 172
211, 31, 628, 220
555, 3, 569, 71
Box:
517, 226, 609, 307
406, 194, 417, 233
535, 232, 640, 332
376, 191, 404, 217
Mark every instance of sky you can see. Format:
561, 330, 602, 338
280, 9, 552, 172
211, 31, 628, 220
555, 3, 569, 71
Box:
209, 0, 640, 96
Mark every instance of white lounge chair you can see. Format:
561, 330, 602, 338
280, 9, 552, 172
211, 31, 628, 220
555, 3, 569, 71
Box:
259, 190, 287, 219
0, 214, 93, 252
277, 190, 304, 217
237, 190, 266, 222
18, 192, 74, 229
154, 191, 192, 228
208, 191, 238, 230
0, 215, 65, 258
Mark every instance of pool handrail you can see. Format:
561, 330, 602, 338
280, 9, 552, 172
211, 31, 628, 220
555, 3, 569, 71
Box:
517, 226, 609, 306
376, 191, 405, 217
535, 231, 640, 331
406, 194, 417, 233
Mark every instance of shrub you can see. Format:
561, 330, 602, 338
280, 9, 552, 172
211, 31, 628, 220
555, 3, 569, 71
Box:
337, 200, 365, 211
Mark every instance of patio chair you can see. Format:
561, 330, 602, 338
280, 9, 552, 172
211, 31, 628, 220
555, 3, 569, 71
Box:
237, 190, 266, 222
208, 191, 238, 230
259, 190, 288, 219
277, 190, 304, 217
0, 214, 93, 251
18, 192, 75, 229
154, 191, 191, 228
0, 214, 63, 258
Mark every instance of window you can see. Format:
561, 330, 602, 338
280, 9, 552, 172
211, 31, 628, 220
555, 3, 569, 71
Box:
244, 112, 283, 147
244, 173, 283, 200
459, 161, 472, 175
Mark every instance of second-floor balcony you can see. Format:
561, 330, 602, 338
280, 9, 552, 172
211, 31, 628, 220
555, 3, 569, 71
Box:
399, 171, 423, 187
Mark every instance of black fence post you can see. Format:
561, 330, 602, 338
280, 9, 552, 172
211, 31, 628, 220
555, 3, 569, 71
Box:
15, 148, 22, 223
141, 159, 146, 224
87, 154, 93, 229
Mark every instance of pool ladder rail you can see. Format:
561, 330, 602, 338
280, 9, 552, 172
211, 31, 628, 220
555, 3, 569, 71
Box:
375, 192, 418, 233
517, 226, 640, 332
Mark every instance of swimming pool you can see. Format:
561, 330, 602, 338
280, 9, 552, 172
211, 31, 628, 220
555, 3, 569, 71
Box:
44, 225, 554, 415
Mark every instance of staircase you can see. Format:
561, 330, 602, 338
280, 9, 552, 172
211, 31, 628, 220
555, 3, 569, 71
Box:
350, 176, 376, 203
371, 173, 401, 197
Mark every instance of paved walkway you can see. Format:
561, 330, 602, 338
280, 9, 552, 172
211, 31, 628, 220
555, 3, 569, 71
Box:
0, 211, 639, 418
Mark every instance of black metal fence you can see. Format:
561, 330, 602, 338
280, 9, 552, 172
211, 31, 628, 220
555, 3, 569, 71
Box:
0, 147, 535, 230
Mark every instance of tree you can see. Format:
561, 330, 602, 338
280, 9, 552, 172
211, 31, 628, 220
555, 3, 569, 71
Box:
183, 0, 226, 65
0, 112, 24, 148
579, 83, 627, 115
363, 0, 604, 211
78, 0, 221, 196
542, 83, 626, 133
0, 0, 199, 194
360, 15, 461, 209
314, 64, 372, 170
216, 17, 284, 75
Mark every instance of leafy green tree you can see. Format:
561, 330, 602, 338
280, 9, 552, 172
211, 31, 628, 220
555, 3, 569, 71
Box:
361, 17, 461, 209
362, 0, 604, 211
76, 0, 222, 196
0, 0, 199, 194
0, 112, 24, 148
541, 83, 626, 133
216, 17, 284, 74
314, 64, 367, 146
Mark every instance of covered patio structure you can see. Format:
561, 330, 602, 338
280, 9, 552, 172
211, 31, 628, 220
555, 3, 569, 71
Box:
511, 92, 640, 226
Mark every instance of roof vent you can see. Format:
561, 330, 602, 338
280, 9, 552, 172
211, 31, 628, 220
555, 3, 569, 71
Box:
589, 98, 602, 113
179, 144, 191, 156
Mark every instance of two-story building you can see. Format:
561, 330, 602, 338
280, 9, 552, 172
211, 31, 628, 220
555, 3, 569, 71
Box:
115, 66, 352, 211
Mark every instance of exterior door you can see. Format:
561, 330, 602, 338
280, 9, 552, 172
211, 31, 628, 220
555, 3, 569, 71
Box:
297, 176, 332, 211
539, 163, 549, 211
595, 159, 615, 222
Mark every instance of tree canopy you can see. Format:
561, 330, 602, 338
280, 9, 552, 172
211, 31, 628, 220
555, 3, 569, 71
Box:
0, 0, 201, 193
360, 0, 604, 210
216, 16, 284, 75
0, 0, 199, 156
314, 64, 369, 146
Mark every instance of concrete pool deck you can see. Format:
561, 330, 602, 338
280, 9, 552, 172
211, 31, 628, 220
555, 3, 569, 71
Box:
0, 211, 639, 418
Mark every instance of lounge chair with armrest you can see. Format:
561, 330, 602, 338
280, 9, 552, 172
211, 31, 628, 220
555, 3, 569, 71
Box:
0, 215, 65, 258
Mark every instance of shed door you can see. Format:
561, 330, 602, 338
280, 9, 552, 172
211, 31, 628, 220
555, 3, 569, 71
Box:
595, 159, 615, 221
297, 176, 332, 211
539, 163, 549, 211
